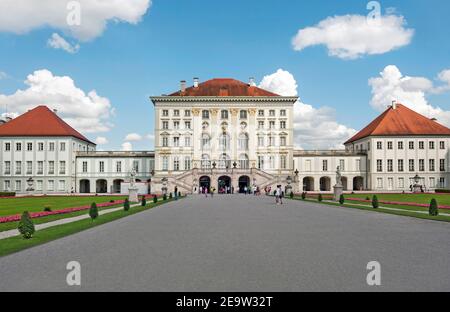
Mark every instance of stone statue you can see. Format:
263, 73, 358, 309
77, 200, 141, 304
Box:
336, 166, 342, 186
130, 167, 137, 187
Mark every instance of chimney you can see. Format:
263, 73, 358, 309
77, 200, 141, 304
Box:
193, 77, 199, 88
391, 100, 397, 110
180, 80, 186, 93
249, 77, 256, 87
53, 109, 58, 114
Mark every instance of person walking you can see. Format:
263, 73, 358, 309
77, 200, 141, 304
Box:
244, 186, 248, 195
276, 185, 283, 205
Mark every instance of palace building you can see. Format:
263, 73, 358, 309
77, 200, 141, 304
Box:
0, 78, 449, 194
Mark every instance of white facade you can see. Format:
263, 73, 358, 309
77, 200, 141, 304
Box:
0, 136, 95, 194
345, 136, 450, 191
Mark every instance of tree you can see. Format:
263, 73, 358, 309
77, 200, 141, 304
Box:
339, 194, 345, 205
429, 198, 439, 216
289, 192, 294, 199
301, 192, 306, 200
18, 211, 35, 239
89, 203, 98, 220
318, 194, 323, 202
124, 198, 130, 211
163, 193, 167, 201
153, 195, 158, 203
169, 192, 173, 199
141, 196, 146, 206
372, 195, 379, 209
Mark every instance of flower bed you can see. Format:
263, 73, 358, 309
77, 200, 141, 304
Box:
346, 198, 450, 210
0, 194, 158, 224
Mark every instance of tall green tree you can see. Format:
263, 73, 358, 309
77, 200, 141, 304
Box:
429, 198, 439, 216
18, 211, 35, 239
89, 203, 99, 220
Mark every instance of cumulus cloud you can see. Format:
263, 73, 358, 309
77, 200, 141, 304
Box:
121, 142, 133, 151
125, 133, 143, 141
95, 137, 108, 145
0, 69, 114, 133
47, 33, 80, 53
369, 65, 450, 126
259, 69, 298, 97
292, 14, 414, 59
0, 0, 152, 41
259, 69, 356, 149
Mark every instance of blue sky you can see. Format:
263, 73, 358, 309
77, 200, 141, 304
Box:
0, 0, 449, 150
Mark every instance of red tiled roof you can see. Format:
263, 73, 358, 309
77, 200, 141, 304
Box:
345, 104, 450, 144
168, 78, 280, 97
0, 106, 94, 144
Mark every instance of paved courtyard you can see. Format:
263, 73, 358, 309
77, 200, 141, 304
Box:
0, 195, 449, 292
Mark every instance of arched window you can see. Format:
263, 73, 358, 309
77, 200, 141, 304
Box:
219, 133, 230, 151
239, 154, 249, 169
201, 154, 210, 169
202, 134, 210, 149
218, 153, 231, 169
238, 133, 249, 150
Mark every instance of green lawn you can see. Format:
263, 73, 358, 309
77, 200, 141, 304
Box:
291, 196, 450, 222
0, 195, 127, 217
344, 193, 450, 206
0, 197, 179, 258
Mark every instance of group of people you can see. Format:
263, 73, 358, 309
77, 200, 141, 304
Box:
242, 185, 261, 195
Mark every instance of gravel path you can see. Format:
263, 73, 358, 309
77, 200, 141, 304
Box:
0, 195, 449, 292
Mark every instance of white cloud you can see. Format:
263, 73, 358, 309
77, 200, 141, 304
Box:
0, 0, 152, 41
95, 137, 108, 145
146, 133, 155, 141
0, 69, 114, 133
125, 133, 143, 141
292, 14, 414, 59
259, 69, 356, 149
0, 71, 8, 80
47, 33, 80, 53
369, 65, 450, 126
259, 69, 298, 97
121, 142, 133, 151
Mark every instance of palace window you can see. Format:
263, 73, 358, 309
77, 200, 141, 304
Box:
268, 136, 275, 146
429, 141, 435, 150
280, 155, 287, 169
47, 161, 54, 174
162, 121, 169, 130
269, 121, 275, 129
38, 142, 44, 151
162, 110, 169, 117
409, 159, 415, 172
116, 161, 121, 173
162, 136, 169, 147
60, 142, 66, 151
26, 161, 32, 175
83, 161, 88, 173
409, 141, 414, 150
377, 160, 382, 172
184, 110, 191, 117
162, 157, 169, 171
173, 137, 180, 147
398, 159, 404, 172
27, 142, 33, 151
440, 141, 445, 149
184, 157, 191, 170
280, 110, 286, 117
419, 141, 424, 149
5, 143, 10, 151
99, 161, 104, 173
280, 121, 286, 129
173, 157, 180, 171
419, 159, 425, 172
173, 110, 180, 117
269, 110, 275, 117
258, 121, 264, 129
201, 154, 210, 169
280, 136, 287, 147
429, 159, 435, 172
202, 110, 210, 119
258, 110, 264, 117
37, 161, 44, 175
377, 142, 382, 150
440, 159, 445, 172
173, 121, 180, 130
184, 136, 191, 147
202, 134, 210, 149
15, 161, 22, 175
322, 160, 328, 171
16, 143, 21, 151
258, 156, 264, 169
60, 161, 66, 174
387, 142, 393, 150
238, 133, 249, 150
239, 154, 249, 169
398, 141, 403, 150
219, 133, 230, 151
219, 154, 231, 169
258, 136, 264, 147
185, 121, 191, 129
221, 110, 228, 119
240, 110, 247, 119
4, 161, 10, 175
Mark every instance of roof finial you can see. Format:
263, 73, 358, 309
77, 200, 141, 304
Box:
391, 100, 397, 110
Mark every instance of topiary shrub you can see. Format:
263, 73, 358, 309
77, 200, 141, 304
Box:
178, 192, 181, 197
141, 196, 146, 206
44, 206, 52, 212
18, 211, 35, 239
124, 198, 130, 211
110, 200, 115, 203
289, 192, 294, 199
301, 192, 306, 200
339, 194, 345, 205
429, 198, 439, 216
153, 195, 158, 203
366, 196, 370, 201
169, 192, 173, 199
89, 203, 98, 220
163, 193, 167, 201
318, 194, 323, 202
273, 190, 277, 196
372, 195, 379, 209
